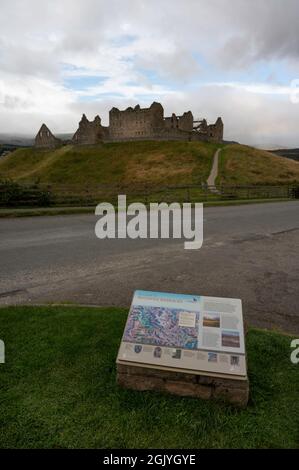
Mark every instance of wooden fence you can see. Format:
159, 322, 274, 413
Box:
0, 181, 298, 208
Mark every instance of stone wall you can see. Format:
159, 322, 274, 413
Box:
117, 363, 249, 408
35, 124, 62, 149
164, 111, 193, 132
72, 114, 106, 145
178, 111, 194, 131
109, 102, 164, 140
107, 103, 222, 143
207, 117, 224, 142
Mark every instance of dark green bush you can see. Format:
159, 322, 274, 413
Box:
0, 179, 51, 207
291, 185, 299, 199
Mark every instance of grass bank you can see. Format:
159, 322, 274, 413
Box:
217, 144, 299, 185
0, 198, 293, 218
0, 305, 298, 448
0, 141, 220, 186
1, 142, 299, 190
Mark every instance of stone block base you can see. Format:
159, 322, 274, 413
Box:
117, 363, 249, 408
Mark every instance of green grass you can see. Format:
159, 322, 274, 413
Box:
0, 305, 298, 449
0, 206, 95, 218
1, 142, 299, 190
0, 141, 220, 186
0, 198, 293, 218
217, 144, 299, 185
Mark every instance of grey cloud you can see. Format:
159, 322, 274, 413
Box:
0, 41, 60, 79
1, 0, 299, 146
1, 0, 299, 80
216, 0, 299, 67
135, 48, 201, 84
2, 94, 32, 110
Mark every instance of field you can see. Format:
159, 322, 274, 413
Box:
203, 314, 220, 328
0, 305, 298, 449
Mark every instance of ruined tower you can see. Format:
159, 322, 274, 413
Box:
72, 114, 106, 145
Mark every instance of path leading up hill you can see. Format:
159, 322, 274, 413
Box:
207, 148, 221, 192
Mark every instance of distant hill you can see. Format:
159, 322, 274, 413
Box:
0, 143, 29, 159
56, 133, 73, 141
269, 148, 299, 162
0, 133, 73, 148
0, 133, 34, 146
0, 141, 298, 187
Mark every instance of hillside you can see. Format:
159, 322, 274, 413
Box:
0, 141, 299, 188
217, 144, 299, 185
0, 141, 220, 187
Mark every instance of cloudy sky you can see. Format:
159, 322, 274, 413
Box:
0, 0, 299, 146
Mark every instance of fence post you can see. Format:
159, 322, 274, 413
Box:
186, 187, 190, 202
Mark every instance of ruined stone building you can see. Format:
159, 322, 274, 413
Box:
109, 102, 164, 140
193, 117, 224, 141
35, 102, 224, 148
72, 114, 109, 145
35, 124, 62, 149
164, 111, 193, 131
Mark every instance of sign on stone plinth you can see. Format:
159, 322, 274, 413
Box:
116, 290, 249, 407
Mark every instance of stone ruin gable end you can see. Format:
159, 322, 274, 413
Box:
72, 114, 105, 145
35, 124, 62, 149
109, 102, 164, 140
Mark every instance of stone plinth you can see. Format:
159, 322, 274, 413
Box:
117, 363, 249, 408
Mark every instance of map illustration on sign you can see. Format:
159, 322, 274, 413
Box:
123, 305, 199, 350
117, 290, 247, 379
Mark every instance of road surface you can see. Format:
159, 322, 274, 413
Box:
0, 201, 298, 334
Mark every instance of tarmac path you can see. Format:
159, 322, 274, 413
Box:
0, 201, 299, 334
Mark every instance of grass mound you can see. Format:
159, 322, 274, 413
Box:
0, 141, 219, 186
1, 141, 299, 189
217, 144, 299, 185
0, 305, 298, 448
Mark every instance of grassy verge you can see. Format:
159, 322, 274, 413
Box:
0, 198, 294, 218
0, 206, 95, 218
0, 305, 298, 448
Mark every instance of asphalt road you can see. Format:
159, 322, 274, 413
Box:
0, 201, 298, 334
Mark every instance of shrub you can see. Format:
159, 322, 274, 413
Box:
0, 179, 51, 207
